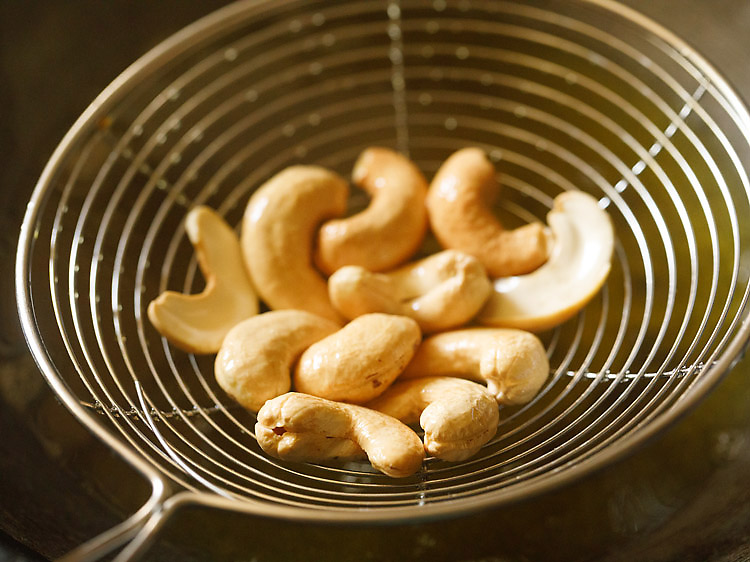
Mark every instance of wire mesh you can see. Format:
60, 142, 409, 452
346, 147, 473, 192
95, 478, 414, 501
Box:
16, 0, 750, 518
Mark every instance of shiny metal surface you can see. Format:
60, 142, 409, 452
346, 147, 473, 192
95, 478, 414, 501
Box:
4, 1, 744, 560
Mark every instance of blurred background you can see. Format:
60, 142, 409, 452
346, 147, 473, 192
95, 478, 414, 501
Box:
2, 1, 750, 560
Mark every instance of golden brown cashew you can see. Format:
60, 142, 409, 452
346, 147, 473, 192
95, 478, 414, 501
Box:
314, 147, 428, 274
241, 165, 348, 323
328, 250, 492, 333
478, 191, 614, 332
426, 147, 549, 277
147, 206, 258, 354
256, 392, 425, 477
214, 310, 339, 412
367, 377, 499, 462
254, 426, 365, 463
294, 313, 421, 403
401, 328, 549, 405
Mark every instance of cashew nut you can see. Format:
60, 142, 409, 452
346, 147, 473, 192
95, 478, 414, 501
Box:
256, 392, 425, 477
367, 377, 499, 462
294, 313, 421, 403
254, 426, 365, 463
401, 328, 549, 405
214, 310, 339, 412
314, 147, 429, 274
147, 206, 259, 354
241, 165, 348, 323
478, 190, 614, 332
426, 147, 549, 277
328, 250, 492, 333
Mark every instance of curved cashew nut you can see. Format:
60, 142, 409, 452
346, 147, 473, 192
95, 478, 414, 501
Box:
254, 427, 365, 463
367, 377, 499, 462
328, 250, 492, 333
315, 147, 428, 274
147, 206, 259, 354
426, 147, 549, 277
294, 313, 421, 403
256, 392, 425, 477
241, 165, 348, 323
401, 328, 549, 405
478, 191, 614, 332
214, 310, 339, 412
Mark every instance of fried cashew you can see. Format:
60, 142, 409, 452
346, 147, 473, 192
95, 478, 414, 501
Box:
214, 310, 339, 412
328, 249, 492, 333
426, 147, 549, 277
241, 165, 348, 323
256, 392, 425, 477
294, 313, 421, 403
254, 428, 365, 463
478, 190, 614, 332
401, 328, 549, 405
147, 206, 258, 354
367, 377, 499, 462
315, 147, 429, 274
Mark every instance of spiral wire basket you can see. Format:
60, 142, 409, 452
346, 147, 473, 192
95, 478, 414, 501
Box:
15, 0, 750, 559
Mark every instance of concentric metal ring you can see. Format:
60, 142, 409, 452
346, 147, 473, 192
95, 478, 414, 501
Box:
16, 0, 750, 523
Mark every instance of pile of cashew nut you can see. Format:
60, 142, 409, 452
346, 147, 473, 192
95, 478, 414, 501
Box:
148, 146, 614, 478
